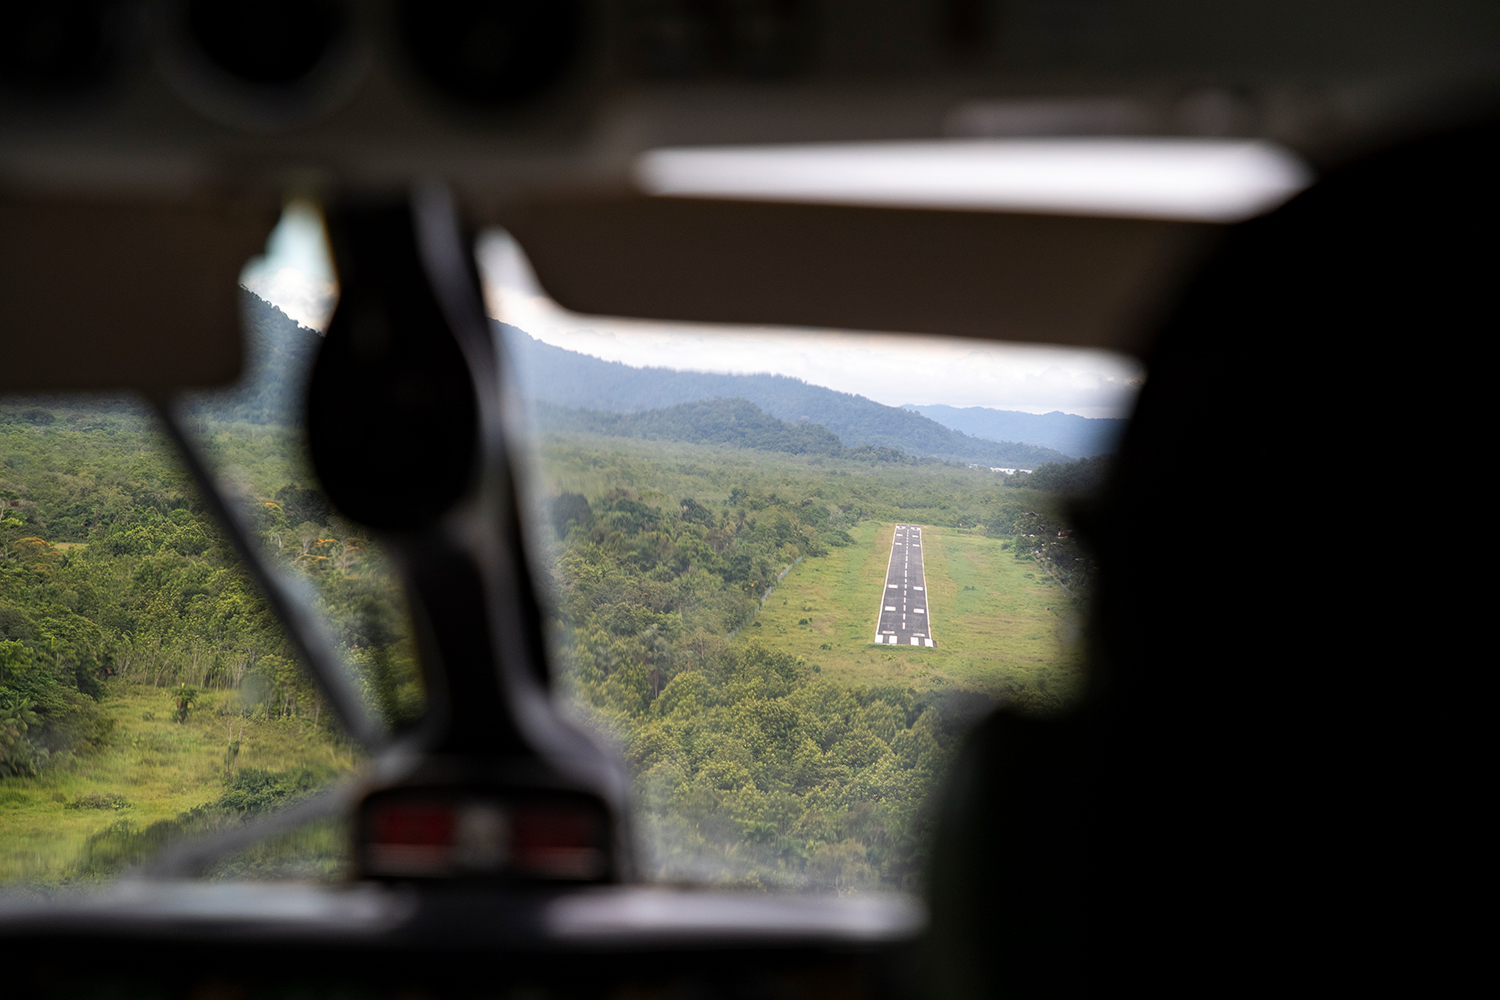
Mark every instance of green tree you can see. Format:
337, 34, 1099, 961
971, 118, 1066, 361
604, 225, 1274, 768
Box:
173, 684, 199, 724
0, 694, 41, 776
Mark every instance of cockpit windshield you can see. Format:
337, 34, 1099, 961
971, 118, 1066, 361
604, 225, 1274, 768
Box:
1, 201, 1136, 892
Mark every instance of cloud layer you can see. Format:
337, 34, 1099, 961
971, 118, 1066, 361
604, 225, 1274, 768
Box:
478, 232, 1144, 420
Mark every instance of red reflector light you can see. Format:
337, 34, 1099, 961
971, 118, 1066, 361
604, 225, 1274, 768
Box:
360, 793, 608, 881
366, 800, 458, 876
374, 802, 456, 846
512, 803, 606, 880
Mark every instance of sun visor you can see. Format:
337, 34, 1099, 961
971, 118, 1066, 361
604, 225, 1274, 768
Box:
500, 195, 1220, 356
0, 193, 275, 393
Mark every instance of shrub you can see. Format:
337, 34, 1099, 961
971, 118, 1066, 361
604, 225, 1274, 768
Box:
66, 792, 131, 811
217, 766, 322, 814
173, 684, 199, 724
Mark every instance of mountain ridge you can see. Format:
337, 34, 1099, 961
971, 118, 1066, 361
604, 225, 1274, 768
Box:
900, 403, 1127, 458
534, 397, 975, 466
501, 325, 1072, 468
225, 298, 1100, 469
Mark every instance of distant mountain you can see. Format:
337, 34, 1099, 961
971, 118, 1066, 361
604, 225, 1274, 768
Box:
901, 404, 1128, 458
535, 397, 944, 464
535, 398, 844, 455
501, 326, 1071, 468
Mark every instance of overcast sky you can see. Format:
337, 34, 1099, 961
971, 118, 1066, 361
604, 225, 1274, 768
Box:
239, 201, 339, 332
240, 204, 1146, 420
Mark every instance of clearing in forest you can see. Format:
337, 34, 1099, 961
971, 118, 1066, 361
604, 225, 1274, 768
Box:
0, 683, 353, 883
740, 521, 1084, 701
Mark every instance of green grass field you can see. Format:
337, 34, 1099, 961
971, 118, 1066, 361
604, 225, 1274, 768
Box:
0, 683, 352, 884
738, 521, 1085, 702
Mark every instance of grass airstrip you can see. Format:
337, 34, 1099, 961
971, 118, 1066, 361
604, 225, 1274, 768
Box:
739, 521, 1085, 702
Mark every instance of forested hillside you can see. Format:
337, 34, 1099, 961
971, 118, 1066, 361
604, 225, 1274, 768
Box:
535, 398, 846, 456
536, 397, 974, 466
0, 396, 418, 775
903, 404, 1128, 458
0, 295, 416, 882
504, 327, 1072, 468
198, 292, 323, 425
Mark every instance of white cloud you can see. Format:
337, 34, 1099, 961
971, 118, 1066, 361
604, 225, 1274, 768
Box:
238, 200, 339, 331
241, 266, 338, 331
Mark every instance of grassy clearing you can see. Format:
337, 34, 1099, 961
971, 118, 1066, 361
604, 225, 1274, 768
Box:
0, 682, 353, 884
740, 521, 1084, 702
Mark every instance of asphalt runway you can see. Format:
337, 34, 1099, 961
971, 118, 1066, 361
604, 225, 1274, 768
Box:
873, 524, 935, 647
